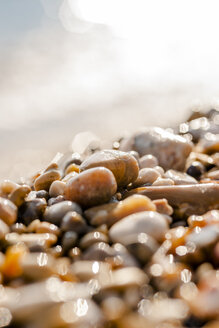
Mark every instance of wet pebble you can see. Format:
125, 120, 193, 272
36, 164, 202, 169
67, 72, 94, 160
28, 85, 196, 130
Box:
152, 177, 174, 186
49, 180, 65, 198
64, 167, 117, 208
153, 198, 173, 216
19, 198, 47, 225
186, 161, 205, 179
44, 200, 82, 226
34, 169, 61, 191
109, 211, 169, 244
35, 221, 60, 236
80, 231, 109, 249
80, 149, 139, 187
164, 169, 198, 185
0, 197, 17, 226
139, 154, 158, 169
9, 185, 31, 207
133, 168, 161, 187
35, 190, 49, 200
61, 211, 87, 234
11, 222, 27, 234
61, 231, 78, 253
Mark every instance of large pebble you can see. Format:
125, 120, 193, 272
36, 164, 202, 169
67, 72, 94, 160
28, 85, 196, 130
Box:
65, 167, 117, 208
0, 197, 17, 225
44, 200, 82, 226
120, 127, 192, 170
80, 149, 139, 187
85, 194, 156, 226
109, 211, 169, 243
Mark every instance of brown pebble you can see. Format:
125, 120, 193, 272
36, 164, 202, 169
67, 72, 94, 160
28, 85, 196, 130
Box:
80, 231, 109, 249
44, 200, 82, 225
0, 197, 17, 225
36, 221, 60, 236
80, 149, 139, 187
61, 211, 87, 234
153, 199, 173, 216
65, 167, 117, 208
19, 198, 47, 225
0, 219, 10, 239
49, 180, 66, 198
139, 154, 159, 169
133, 168, 161, 187
5, 232, 57, 248
11, 222, 27, 234
34, 170, 61, 191
9, 185, 31, 207
0, 180, 19, 198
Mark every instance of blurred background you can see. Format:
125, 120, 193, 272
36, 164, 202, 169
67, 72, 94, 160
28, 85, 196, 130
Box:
1, 0, 219, 180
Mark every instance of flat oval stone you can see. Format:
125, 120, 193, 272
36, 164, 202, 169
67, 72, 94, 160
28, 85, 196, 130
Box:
164, 169, 198, 185
9, 185, 31, 207
64, 167, 117, 208
34, 170, 61, 191
120, 127, 192, 171
0, 197, 17, 225
80, 150, 139, 187
44, 200, 82, 225
109, 211, 169, 243
49, 180, 65, 198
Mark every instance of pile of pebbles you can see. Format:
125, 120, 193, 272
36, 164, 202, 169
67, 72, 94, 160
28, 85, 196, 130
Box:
0, 109, 219, 327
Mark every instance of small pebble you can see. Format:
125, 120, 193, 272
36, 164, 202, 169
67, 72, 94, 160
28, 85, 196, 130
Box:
49, 180, 66, 198
44, 200, 82, 226
61, 211, 87, 234
61, 231, 78, 253
80, 231, 109, 249
139, 154, 158, 169
186, 161, 205, 179
19, 198, 47, 225
164, 169, 198, 185
0, 197, 17, 226
133, 168, 161, 187
9, 185, 31, 207
34, 169, 61, 191
152, 177, 174, 186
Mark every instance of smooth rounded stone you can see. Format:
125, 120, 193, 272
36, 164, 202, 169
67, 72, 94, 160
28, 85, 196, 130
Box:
34, 169, 61, 191
133, 168, 161, 187
82, 242, 115, 261
65, 163, 80, 175
154, 166, 165, 176
35, 190, 49, 200
111, 243, 139, 268
0, 180, 19, 198
47, 195, 65, 206
124, 233, 159, 264
120, 127, 192, 171
109, 211, 169, 244
71, 260, 111, 282
102, 267, 148, 291
19, 198, 47, 225
186, 161, 205, 179
61, 231, 78, 253
9, 185, 31, 207
27, 219, 41, 233
164, 169, 198, 185
185, 225, 219, 248
60, 211, 87, 234
44, 200, 82, 226
85, 194, 156, 227
101, 296, 126, 321
35, 221, 60, 236
11, 222, 27, 234
62, 171, 78, 183
49, 180, 66, 198
80, 231, 109, 249
0, 219, 10, 239
80, 149, 139, 188
207, 169, 219, 180
139, 154, 159, 169
153, 199, 173, 216
0, 197, 17, 225
48, 245, 63, 258
69, 247, 81, 261
5, 232, 57, 248
65, 167, 117, 208
128, 150, 140, 163
152, 177, 174, 186
20, 252, 56, 280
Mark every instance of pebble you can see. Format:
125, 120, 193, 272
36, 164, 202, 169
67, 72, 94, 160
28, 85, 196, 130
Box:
207, 169, 219, 180
133, 168, 161, 187
9, 185, 31, 207
80, 149, 139, 187
153, 198, 173, 216
20, 252, 55, 280
5, 232, 57, 249
19, 198, 47, 225
34, 169, 61, 191
164, 169, 198, 185
64, 167, 117, 208
61, 231, 78, 253
152, 177, 174, 186
82, 242, 115, 261
0, 197, 17, 225
35, 190, 49, 200
84, 194, 156, 226
44, 200, 82, 226
71, 260, 111, 282
35, 221, 60, 236
49, 180, 66, 198
65, 163, 80, 175
79, 231, 109, 249
109, 211, 169, 244
47, 195, 65, 206
139, 154, 158, 169
0, 180, 19, 198
0, 219, 10, 239
186, 161, 205, 179
11, 222, 27, 234
60, 211, 87, 234
120, 127, 192, 170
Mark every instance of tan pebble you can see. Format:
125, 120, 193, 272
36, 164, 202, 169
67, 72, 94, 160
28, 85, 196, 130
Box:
9, 185, 31, 207
48, 245, 63, 258
71, 260, 111, 282
152, 177, 174, 186
61, 211, 87, 234
1, 243, 27, 279
101, 296, 126, 321
65, 167, 117, 208
11, 223, 27, 234
109, 211, 169, 243
133, 168, 161, 187
85, 194, 156, 226
62, 171, 78, 182
0, 197, 17, 225
36, 221, 60, 236
0, 219, 10, 239
0, 180, 19, 197
27, 219, 41, 233
80, 149, 139, 187
34, 170, 61, 191
139, 154, 158, 169
44, 201, 82, 226
80, 231, 109, 249
154, 166, 165, 176
153, 198, 173, 216
65, 163, 80, 175
49, 180, 66, 198
5, 232, 57, 248
207, 170, 219, 180
69, 247, 81, 261
164, 169, 198, 185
